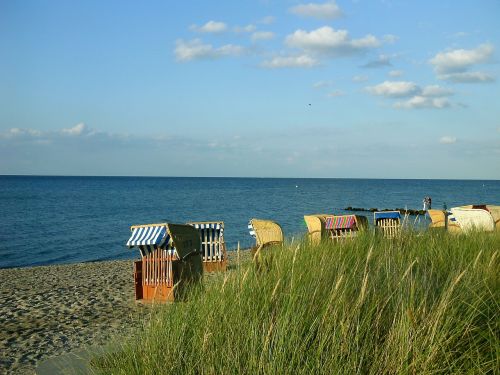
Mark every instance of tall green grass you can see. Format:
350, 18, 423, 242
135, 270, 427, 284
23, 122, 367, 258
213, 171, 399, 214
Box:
94, 231, 499, 374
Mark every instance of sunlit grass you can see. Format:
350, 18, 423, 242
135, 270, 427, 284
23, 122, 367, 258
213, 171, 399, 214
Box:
94, 230, 499, 374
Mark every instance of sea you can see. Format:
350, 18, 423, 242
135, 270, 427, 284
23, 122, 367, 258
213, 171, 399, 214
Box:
0, 176, 498, 269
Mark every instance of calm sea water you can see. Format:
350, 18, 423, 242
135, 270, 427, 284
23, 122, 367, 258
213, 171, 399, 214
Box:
0, 176, 498, 268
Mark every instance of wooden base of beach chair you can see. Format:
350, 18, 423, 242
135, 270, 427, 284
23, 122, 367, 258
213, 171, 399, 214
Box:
134, 255, 203, 303
203, 259, 227, 273
134, 260, 175, 302
141, 285, 175, 302
329, 229, 357, 242
376, 219, 401, 239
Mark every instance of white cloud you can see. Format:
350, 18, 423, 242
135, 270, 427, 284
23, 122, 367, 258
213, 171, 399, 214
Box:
328, 90, 344, 97
289, 1, 342, 20
175, 39, 213, 61
61, 123, 86, 136
258, 16, 275, 25
383, 34, 399, 44
394, 96, 451, 109
217, 44, 246, 56
420, 85, 454, 97
439, 136, 457, 144
451, 31, 469, 38
352, 75, 368, 83
360, 54, 392, 68
313, 80, 333, 88
438, 71, 495, 83
367, 82, 454, 109
285, 26, 380, 56
251, 31, 275, 41
429, 43, 494, 74
1, 127, 43, 139
9, 128, 23, 136
2, 123, 95, 141
174, 39, 245, 61
388, 70, 403, 77
261, 54, 319, 68
234, 24, 256, 33
365, 81, 419, 97
190, 21, 227, 33
367, 81, 454, 99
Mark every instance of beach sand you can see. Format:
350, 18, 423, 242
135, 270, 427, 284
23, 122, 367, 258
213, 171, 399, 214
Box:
0, 251, 250, 374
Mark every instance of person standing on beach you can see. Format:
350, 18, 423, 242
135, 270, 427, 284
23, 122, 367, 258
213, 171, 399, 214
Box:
423, 196, 432, 212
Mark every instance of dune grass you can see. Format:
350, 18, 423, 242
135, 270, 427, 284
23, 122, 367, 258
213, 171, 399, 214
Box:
94, 230, 499, 374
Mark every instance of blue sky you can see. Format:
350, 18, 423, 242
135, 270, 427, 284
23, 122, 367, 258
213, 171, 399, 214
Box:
1, 0, 499, 178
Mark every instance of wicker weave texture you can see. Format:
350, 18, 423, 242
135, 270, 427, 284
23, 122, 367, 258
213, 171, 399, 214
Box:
304, 214, 330, 244
250, 219, 283, 247
451, 208, 495, 232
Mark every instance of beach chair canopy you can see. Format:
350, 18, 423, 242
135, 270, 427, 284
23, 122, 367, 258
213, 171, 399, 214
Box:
248, 219, 283, 247
304, 214, 330, 243
450, 207, 495, 232
455, 205, 500, 229
324, 214, 368, 230
189, 222, 223, 231
428, 210, 445, 227
325, 215, 357, 230
374, 211, 401, 221
127, 225, 169, 249
126, 223, 201, 259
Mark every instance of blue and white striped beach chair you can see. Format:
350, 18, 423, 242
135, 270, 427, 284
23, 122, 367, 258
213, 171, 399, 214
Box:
188, 221, 227, 272
126, 222, 202, 302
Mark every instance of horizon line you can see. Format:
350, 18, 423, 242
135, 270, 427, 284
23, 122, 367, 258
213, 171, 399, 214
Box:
1, 174, 499, 181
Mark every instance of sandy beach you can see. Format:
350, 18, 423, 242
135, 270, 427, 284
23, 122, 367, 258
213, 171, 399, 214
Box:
0, 251, 250, 375
0, 260, 142, 374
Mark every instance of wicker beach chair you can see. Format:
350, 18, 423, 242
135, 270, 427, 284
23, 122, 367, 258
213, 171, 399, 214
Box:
324, 214, 368, 242
126, 223, 202, 302
428, 209, 461, 233
428, 209, 446, 228
487, 205, 500, 229
188, 221, 227, 272
248, 219, 284, 259
304, 214, 330, 244
450, 207, 496, 232
374, 211, 402, 239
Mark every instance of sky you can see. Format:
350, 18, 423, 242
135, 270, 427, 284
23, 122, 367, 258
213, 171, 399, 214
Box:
0, 0, 499, 179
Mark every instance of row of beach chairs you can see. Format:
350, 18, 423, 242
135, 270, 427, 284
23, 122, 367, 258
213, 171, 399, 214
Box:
126, 205, 499, 302
125, 211, 404, 302
303, 212, 402, 242
427, 205, 500, 232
